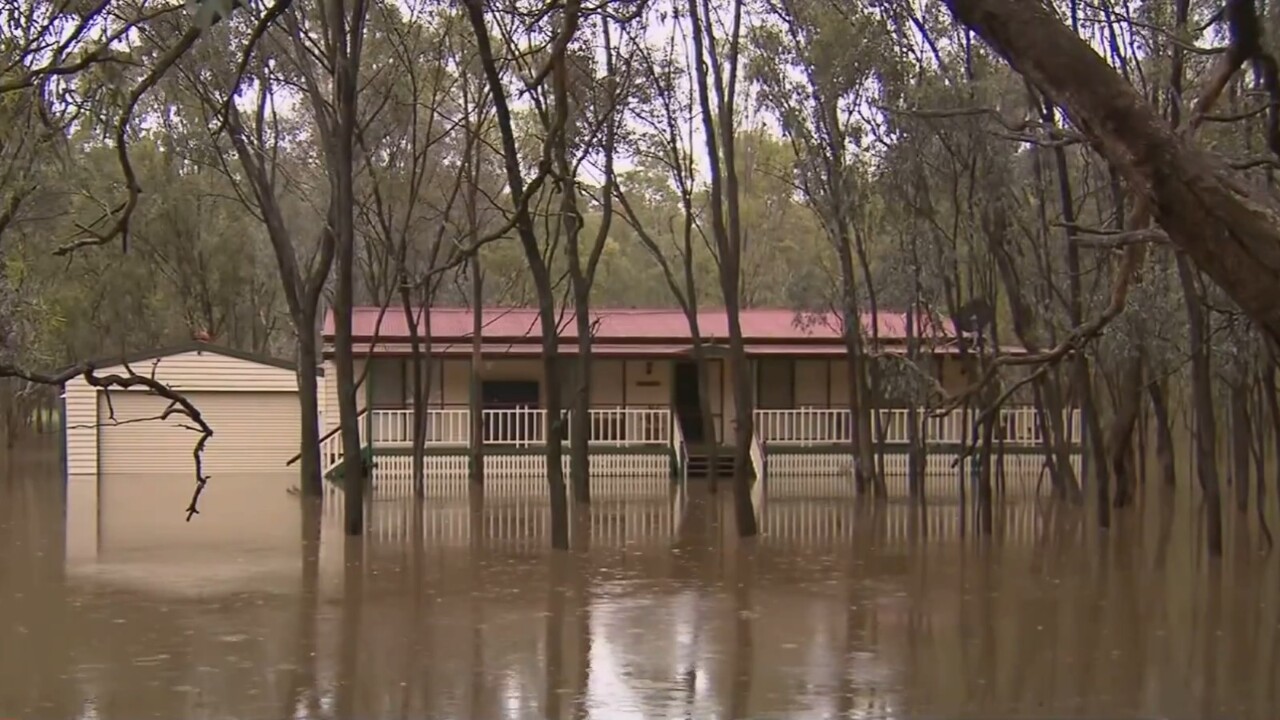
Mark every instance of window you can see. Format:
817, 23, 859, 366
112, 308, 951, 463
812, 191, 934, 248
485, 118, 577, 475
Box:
369, 358, 406, 408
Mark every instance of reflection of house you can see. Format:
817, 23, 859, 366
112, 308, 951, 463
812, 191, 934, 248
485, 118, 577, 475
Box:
320, 307, 1078, 486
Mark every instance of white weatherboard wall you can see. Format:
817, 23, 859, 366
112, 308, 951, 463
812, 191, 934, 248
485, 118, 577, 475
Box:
63, 347, 300, 562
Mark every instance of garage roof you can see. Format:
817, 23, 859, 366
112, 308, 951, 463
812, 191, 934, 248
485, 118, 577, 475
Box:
62, 342, 304, 377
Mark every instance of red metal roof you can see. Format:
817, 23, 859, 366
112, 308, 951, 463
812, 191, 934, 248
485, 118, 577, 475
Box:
325, 307, 955, 344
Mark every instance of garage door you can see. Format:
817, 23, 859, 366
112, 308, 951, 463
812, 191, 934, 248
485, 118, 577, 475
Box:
98, 391, 300, 475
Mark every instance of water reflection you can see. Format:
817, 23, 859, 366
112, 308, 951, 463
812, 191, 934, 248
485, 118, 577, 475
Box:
2, 453, 1279, 719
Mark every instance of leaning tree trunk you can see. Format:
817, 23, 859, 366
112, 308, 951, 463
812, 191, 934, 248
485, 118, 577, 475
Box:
943, 0, 1280, 346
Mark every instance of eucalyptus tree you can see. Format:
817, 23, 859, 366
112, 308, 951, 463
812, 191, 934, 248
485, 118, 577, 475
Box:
747, 0, 896, 496
536, 16, 632, 505
353, 3, 496, 496
459, 0, 580, 549
684, 0, 759, 536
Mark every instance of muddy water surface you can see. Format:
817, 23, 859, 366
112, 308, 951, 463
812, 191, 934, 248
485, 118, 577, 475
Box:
2, 444, 1278, 719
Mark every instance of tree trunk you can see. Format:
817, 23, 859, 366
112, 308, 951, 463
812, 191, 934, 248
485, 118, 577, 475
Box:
469, 260, 484, 488
1107, 352, 1143, 508
330, 0, 366, 537
976, 402, 996, 535
296, 318, 324, 498
835, 234, 877, 496
1047, 110, 1109, 519
1263, 358, 1280, 528
461, 0, 569, 548
1250, 370, 1273, 547
855, 230, 886, 497
1147, 379, 1177, 488
1230, 380, 1251, 514
571, 305, 592, 504
540, 325, 571, 550
943, 0, 1280, 345
1177, 254, 1223, 556
726, 332, 758, 537
904, 302, 923, 500
691, 340, 720, 494
400, 281, 426, 497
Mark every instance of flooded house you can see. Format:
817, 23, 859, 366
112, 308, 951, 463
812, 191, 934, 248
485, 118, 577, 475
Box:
319, 307, 1077, 491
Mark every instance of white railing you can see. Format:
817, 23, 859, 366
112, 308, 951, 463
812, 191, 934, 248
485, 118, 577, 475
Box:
754, 408, 852, 447
320, 419, 368, 475
481, 408, 547, 446
755, 407, 1081, 448
365, 407, 675, 448
370, 408, 471, 446
569, 407, 672, 446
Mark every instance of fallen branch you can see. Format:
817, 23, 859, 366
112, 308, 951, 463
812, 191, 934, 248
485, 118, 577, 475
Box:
1, 361, 213, 520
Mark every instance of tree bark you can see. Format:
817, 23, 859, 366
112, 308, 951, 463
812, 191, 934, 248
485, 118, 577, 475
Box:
570, 310, 592, 504
836, 240, 877, 496
469, 262, 485, 488
296, 318, 323, 497
686, 0, 756, 537
1177, 255, 1223, 556
400, 281, 425, 496
943, 0, 1280, 345
1107, 352, 1143, 508
1261, 359, 1280, 540
462, 0, 571, 549
1147, 379, 1177, 488
1230, 380, 1251, 514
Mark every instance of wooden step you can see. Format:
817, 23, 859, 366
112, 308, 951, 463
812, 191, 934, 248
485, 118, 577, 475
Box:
686, 452, 736, 480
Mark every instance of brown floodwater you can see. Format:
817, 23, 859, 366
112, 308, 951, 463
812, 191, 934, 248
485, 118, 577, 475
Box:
2, 441, 1279, 719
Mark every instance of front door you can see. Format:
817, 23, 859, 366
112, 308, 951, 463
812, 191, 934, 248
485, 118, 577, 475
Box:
481, 380, 540, 443
674, 362, 704, 443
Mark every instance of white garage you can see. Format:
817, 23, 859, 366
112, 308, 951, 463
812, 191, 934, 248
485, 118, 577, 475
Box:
61, 343, 307, 562
63, 343, 303, 476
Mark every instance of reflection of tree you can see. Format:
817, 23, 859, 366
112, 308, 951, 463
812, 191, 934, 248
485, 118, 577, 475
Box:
546, 557, 566, 720
336, 540, 365, 719
283, 498, 322, 718
728, 549, 755, 719
571, 561, 591, 720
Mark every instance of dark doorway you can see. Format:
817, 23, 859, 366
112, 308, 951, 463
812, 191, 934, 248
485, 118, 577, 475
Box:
674, 362, 705, 443
481, 380, 540, 443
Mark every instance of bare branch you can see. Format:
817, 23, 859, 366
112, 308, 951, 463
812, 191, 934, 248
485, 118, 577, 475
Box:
1, 360, 213, 519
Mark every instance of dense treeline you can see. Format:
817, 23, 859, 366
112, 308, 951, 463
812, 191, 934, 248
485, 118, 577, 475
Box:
2, 0, 1279, 553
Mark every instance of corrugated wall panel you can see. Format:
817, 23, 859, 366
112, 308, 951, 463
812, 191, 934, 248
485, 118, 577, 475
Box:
98, 391, 301, 475
322, 359, 338, 431
63, 376, 99, 475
